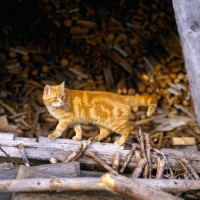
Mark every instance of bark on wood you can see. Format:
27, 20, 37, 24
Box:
172, 0, 200, 126
100, 173, 182, 200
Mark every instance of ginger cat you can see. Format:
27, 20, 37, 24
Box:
43, 82, 157, 146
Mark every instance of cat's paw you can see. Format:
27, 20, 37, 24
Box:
48, 134, 57, 140
72, 136, 81, 141
114, 140, 123, 147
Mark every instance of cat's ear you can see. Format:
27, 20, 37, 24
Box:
44, 85, 51, 95
60, 81, 65, 91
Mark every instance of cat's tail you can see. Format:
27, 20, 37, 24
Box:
127, 95, 157, 117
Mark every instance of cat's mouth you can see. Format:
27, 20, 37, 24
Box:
51, 102, 67, 108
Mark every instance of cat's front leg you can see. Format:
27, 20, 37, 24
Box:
48, 120, 69, 140
72, 123, 82, 141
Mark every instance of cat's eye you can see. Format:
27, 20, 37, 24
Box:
52, 97, 57, 100
61, 95, 65, 100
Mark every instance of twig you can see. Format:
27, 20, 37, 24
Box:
72, 132, 98, 161
143, 163, 149, 178
181, 158, 199, 180
152, 148, 175, 179
119, 144, 136, 174
112, 151, 120, 172
18, 143, 30, 167
180, 160, 194, 180
137, 126, 145, 158
64, 143, 83, 162
125, 140, 140, 149
144, 133, 152, 178
132, 159, 147, 178
0, 146, 19, 167
156, 157, 166, 179
85, 152, 118, 174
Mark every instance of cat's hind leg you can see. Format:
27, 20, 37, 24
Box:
113, 122, 131, 146
72, 123, 82, 141
97, 127, 111, 142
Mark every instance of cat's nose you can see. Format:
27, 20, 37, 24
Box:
59, 101, 64, 106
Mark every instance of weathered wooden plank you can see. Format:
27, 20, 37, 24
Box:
172, 0, 200, 125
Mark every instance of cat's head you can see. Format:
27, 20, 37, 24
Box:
43, 82, 67, 108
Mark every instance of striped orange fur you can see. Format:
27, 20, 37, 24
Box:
43, 82, 157, 146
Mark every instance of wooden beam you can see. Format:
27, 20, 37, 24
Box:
172, 0, 200, 126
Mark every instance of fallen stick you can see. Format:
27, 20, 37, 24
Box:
0, 146, 19, 167
180, 158, 199, 180
0, 176, 200, 194
63, 143, 83, 162
100, 173, 182, 200
112, 151, 120, 172
0, 177, 102, 193
156, 157, 165, 179
119, 144, 136, 174
85, 152, 118, 174
152, 148, 175, 179
72, 132, 98, 161
132, 154, 147, 178
18, 143, 30, 167
144, 133, 152, 178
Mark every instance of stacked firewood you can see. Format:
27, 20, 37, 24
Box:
0, 0, 198, 149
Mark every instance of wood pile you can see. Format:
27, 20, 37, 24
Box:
0, 127, 200, 199
0, 1, 199, 150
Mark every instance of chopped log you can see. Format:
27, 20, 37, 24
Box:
172, 0, 200, 126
